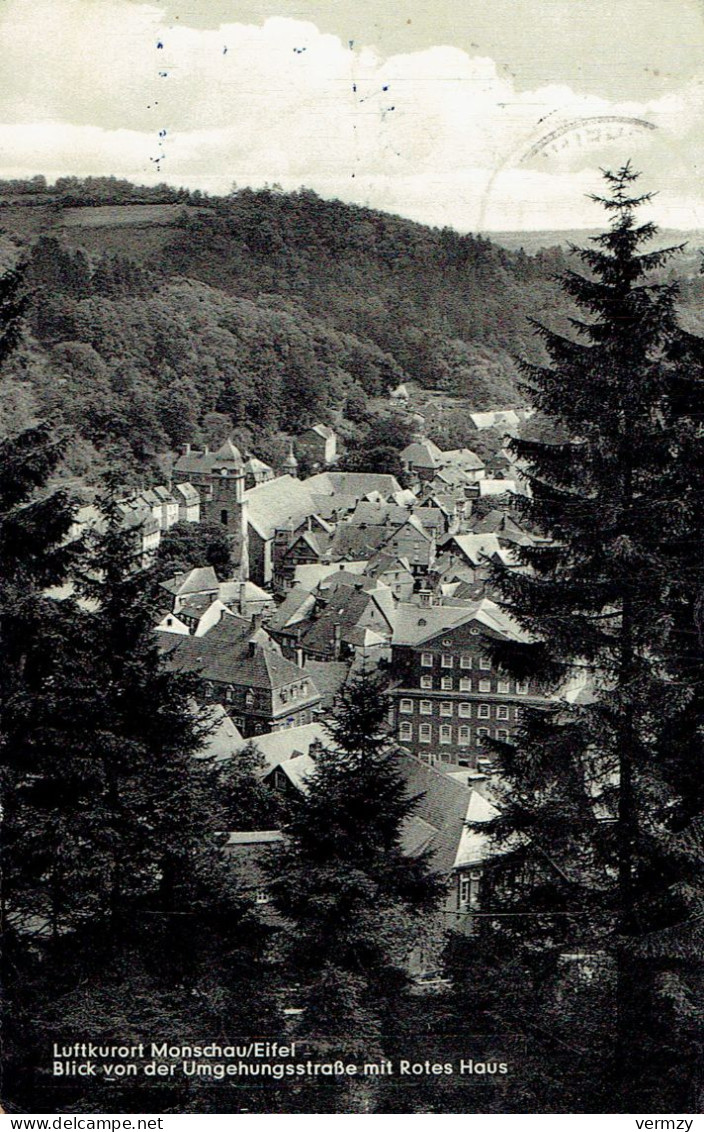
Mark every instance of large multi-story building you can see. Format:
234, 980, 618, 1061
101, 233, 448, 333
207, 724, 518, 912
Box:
387, 598, 550, 768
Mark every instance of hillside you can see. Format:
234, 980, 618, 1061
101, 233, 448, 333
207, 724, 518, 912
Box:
0, 178, 588, 482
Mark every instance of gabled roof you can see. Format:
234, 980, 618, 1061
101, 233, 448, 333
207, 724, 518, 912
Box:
162, 615, 319, 692
365, 551, 414, 580
173, 481, 199, 502
174, 439, 243, 476
161, 566, 220, 597
235, 722, 332, 772
478, 478, 520, 497
304, 424, 336, 440
267, 587, 317, 632
304, 472, 402, 499
441, 447, 486, 471
453, 790, 500, 868
197, 704, 244, 761
440, 533, 502, 566
268, 752, 316, 792
244, 475, 319, 540
400, 439, 444, 469
294, 560, 368, 589
326, 522, 390, 561
392, 603, 478, 646
243, 456, 273, 474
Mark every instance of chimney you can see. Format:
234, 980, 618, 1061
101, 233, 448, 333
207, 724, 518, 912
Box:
184, 442, 191, 456
204, 444, 209, 455
250, 612, 263, 633
296, 647, 305, 668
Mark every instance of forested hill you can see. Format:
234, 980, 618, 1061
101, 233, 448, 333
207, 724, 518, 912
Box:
0, 178, 575, 482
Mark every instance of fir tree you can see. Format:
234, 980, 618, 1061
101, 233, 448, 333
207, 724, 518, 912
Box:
270, 672, 442, 1038
460, 165, 704, 1111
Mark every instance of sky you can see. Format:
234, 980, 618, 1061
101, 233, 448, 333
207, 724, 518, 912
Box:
0, 0, 702, 230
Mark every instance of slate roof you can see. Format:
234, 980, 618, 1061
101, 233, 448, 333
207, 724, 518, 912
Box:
161, 615, 318, 692
365, 551, 414, 580
397, 751, 493, 874
400, 440, 444, 468
244, 475, 319, 540
173, 481, 199, 503
174, 439, 244, 476
326, 522, 390, 561
266, 587, 317, 632
441, 448, 486, 471
233, 722, 332, 773
392, 603, 479, 646
440, 533, 503, 566
196, 704, 244, 761
304, 471, 402, 498
161, 566, 220, 597
302, 660, 351, 708
293, 561, 368, 589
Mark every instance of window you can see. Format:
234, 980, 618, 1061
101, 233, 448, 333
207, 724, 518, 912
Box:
439, 724, 452, 744
399, 698, 413, 714
458, 725, 470, 746
220, 509, 229, 526
516, 681, 529, 695
460, 654, 472, 669
476, 726, 490, 746
459, 677, 472, 692
459, 702, 472, 718
255, 889, 271, 905
478, 704, 490, 719
479, 679, 492, 693
441, 654, 454, 668
497, 678, 510, 694
420, 700, 432, 715
515, 706, 523, 721
420, 675, 433, 689
441, 676, 453, 690
496, 728, 509, 742
399, 721, 413, 740
459, 870, 481, 909
479, 656, 491, 671
421, 652, 434, 667
419, 723, 431, 743
440, 701, 453, 716
496, 705, 510, 721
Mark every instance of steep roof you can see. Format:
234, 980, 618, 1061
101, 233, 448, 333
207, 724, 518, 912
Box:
400, 440, 443, 469
305, 423, 336, 440
162, 615, 318, 691
234, 722, 332, 773
392, 603, 478, 646
266, 587, 317, 632
397, 751, 476, 874
244, 475, 319, 540
160, 566, 220, 597
304, 471, 402, 498
196, 704, 244, 762
440, 533, 503, 566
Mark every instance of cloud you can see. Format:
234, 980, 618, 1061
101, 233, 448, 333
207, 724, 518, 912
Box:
0, 0, 701, 229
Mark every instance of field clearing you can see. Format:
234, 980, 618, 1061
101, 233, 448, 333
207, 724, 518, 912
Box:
57, 203, 185, 228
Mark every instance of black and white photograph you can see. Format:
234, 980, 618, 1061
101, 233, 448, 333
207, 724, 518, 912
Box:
1, 0, 703, 1119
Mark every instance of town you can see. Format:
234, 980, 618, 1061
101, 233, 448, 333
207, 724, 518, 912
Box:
66, 393, 568, 958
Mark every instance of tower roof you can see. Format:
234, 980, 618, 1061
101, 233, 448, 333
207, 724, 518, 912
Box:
213, 438, 244, 465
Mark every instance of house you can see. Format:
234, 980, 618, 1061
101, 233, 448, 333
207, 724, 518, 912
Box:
435, 533, 503, 581
217, 578, 275, 620
388, 597, 548, 767
242, 456, 275, 490
364, 552, 416, 601
400, 439, 444, 480
243, 475, 320, 587
172, 439, 248, 552
296, 424, 337, 468
255, 742, 503, 955
468, 409, 522, 432
158, 614, 322, 737
273, 524, 334, 591
156, 595, 231, 638
160, 566, 220, 610
172, 481, 200, 523
292, 560, 368, 590
379, 514, 436, 575
116, 500, 160, 565
303, 471, 402, 500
